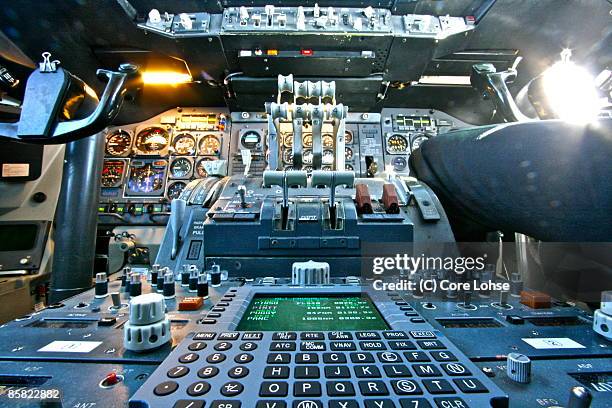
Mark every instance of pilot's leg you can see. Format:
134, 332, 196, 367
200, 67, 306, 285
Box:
409, 119, 612, 242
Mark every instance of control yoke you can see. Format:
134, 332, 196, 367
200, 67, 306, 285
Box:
0, 54, 140, 144
471, 60, 531, 122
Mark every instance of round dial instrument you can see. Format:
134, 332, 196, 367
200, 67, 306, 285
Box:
241, 130, 261, 149
101, 160, 125, 187
344, 131, 353, 144
322, 134, 334, 148
345, 164, 354, 171
411, 134, 429, 151
170, 158, 192, 178
302, 133, 312, 148
167, 181, 187, 201
173, 134, 196, 155
303, 149, 313, 165
282, 149, 293, 165
195, 157, 215, 178
322, 149, 334, 165
283, 133, 293, 148
105, 130, 131, 156
345, 147, 354, 161
134, 127, 169, 154
387, 134, 408, 153
198, 135, 221, 156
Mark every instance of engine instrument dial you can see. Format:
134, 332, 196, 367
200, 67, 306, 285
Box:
387, 134, 409, 153
323, 149, 334, 165
283, 133, 293, 148
173, 134, 196, 155
195, 157, 216, 178
167, 181, 187, 201
105, 130, 131, 156
302, 133, 312, 148
345, 131, 353, 144
101, 160, 126, 187
198, 135, 221, 156
322, 134, 334, 148
411, 134, 429, 151
303, 149, 313, 165
345, 147, 354, 161
170, 158, 192, 179
134, 127, 169, 154
282, 149, 293, 164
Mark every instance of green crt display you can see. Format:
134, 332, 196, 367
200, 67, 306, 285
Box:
236, 295, 390, 331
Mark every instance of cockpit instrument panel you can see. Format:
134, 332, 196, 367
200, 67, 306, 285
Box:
126, 160, 167, 196
101, 159, 126, 188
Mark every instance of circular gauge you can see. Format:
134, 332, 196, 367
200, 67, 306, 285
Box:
135, 127, 169, 154
387, 134, 409, 153
304, 166, 313, 173
322, 165, 332, 171
411, 134, 429, 151
282, 149, 293, 165
101, 160, 125, 187
173, 134, 196, 155
198, 134, 221, 156
345, 131, 353, 144
323, 149, 334, 165
284, 166, 295, 171
392, 156, 408, 171
322, 134, 334, 148
195, 157, 215, 178
105, 130, 131, 156
345, 147, 354, 161
345, 164, 354, 171
241, 130, 261, 149
303, 149, 313, 165
170, 158, 192, 178
127, 163, 165, 194
283, 134, 293, 148
167, 181, 187, 201
302, 133, 312, 148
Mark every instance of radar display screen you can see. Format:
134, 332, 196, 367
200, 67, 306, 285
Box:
236, 295, 389, 331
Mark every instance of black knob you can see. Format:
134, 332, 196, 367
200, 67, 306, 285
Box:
31, 192, 47, 203
567, 386, 592, 408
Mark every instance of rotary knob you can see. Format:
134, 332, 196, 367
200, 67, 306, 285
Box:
124, 293, 171, 352
506, 353, 531, 383
292, 260, 330, 285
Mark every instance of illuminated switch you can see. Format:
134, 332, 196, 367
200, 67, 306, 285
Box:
178, 297, 204, 311
520, 291, 551, 309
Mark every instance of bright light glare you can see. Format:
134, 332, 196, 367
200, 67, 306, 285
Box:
141, 71, 192, 85
542, 56, 601, 124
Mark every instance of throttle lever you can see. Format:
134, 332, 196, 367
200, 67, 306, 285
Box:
170, 198, 187, 260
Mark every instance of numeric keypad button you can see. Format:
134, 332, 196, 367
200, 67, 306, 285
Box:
214, 342, 232, 351
399, 398, 432, 408
264, 366, 290, 379
206, 353, 226, 364
234, 353, 254, 363
228, 366, 249, 379
240, 342, 258, 351
186, 381, 210, 396
221, 381, 244, 397
326, 381, 356, 396
188, 342, 207, 351
178, 353, 199, 364
153, 381, 178, 396
259, 381, 289, 397
167, 366, 189, 378
197, 366, 219, 379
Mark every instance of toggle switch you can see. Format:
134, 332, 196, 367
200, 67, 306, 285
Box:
382, 184, 400, 214
355, 184, 373, 214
